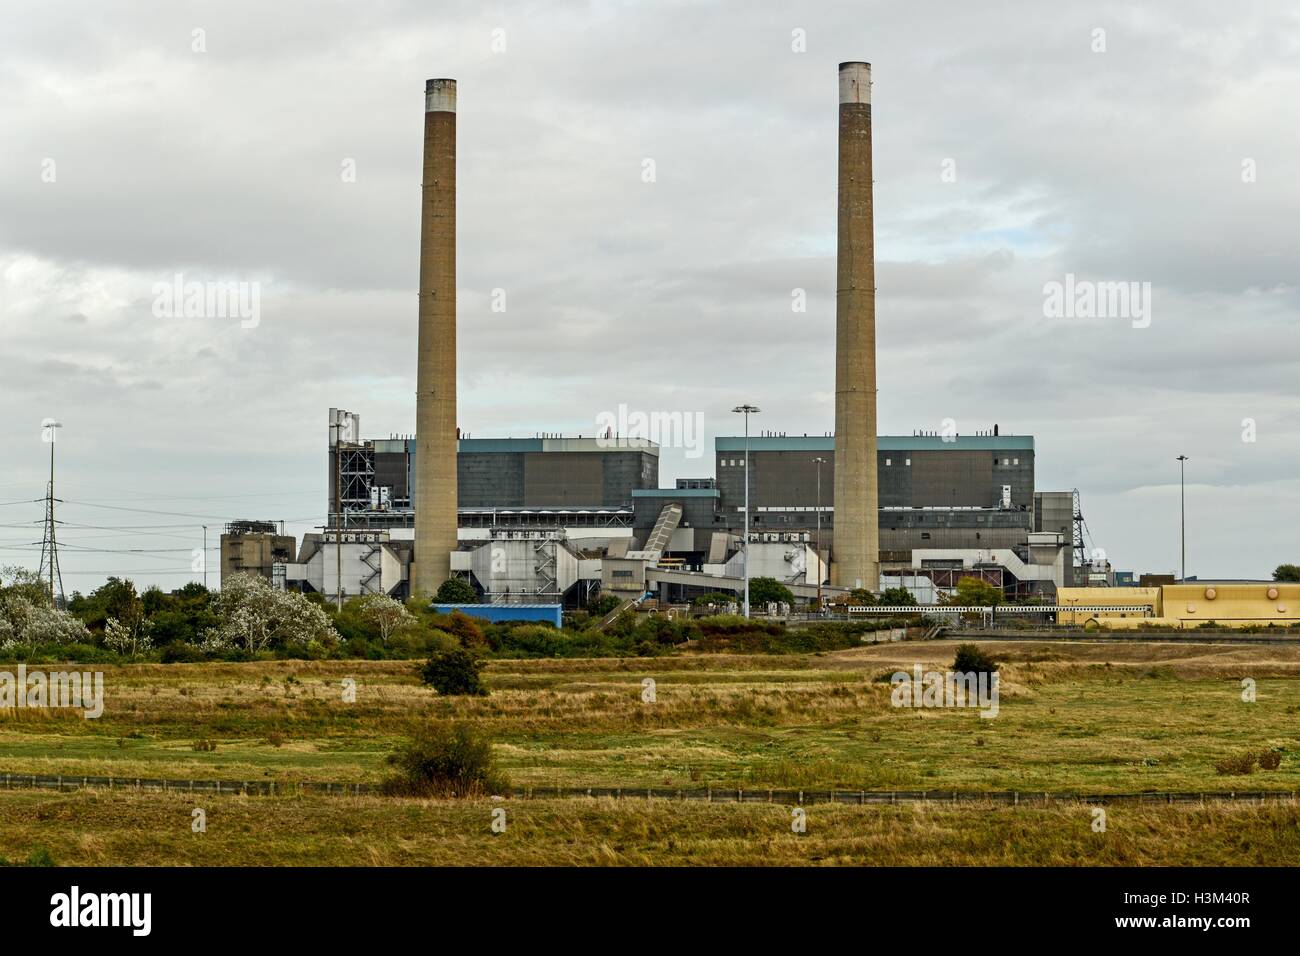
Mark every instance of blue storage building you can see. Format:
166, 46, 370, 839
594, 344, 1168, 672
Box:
432, 603, 563, 629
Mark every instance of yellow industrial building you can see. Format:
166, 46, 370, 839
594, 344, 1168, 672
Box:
1058, 583, 1300, 628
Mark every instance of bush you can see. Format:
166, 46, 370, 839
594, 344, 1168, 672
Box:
434, 578, 478, 604
748, 577, 795, 607
1259, 750, 1282, 771
160, 641, 206, 664
953, 643, 999, 675
382, 722, 508, 797
877, 587, 916, 607
605, 609, 638, 638
443, 611, 485, 648
587, 594, 622, 617
1214, 752, 1258, 776
191, 738, 217, 752
951, 577, 1004, 607
634, 614, 694, 646
420, 648, 488, 696
847, 588, 875, 606
487, 624, 565, 658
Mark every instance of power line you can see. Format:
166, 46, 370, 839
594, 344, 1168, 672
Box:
59, 568, 205, 576
58, 499, 249, 520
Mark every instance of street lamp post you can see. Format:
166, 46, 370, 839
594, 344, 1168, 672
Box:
813, 456, 826, 607
1176, 455, 1188, 582
732, 405, 760, 618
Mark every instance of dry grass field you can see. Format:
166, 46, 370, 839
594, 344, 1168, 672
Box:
1, 639, 1297, 864
0, 790, 1296, 866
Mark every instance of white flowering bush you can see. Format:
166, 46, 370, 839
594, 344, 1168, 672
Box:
103, 616, 154, 656
358, 593, 413, 644
0, 568, 91, 649
204, 573, 335, 654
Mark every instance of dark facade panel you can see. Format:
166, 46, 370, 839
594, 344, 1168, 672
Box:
523, 452, 603, 506
716, 445, 1035, 525
459, 452, 525, 507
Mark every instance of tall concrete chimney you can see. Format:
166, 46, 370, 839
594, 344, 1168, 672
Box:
413, 78, 459, 596
831, 62, 880, 591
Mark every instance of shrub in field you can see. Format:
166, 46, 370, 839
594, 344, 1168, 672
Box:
443, 610, 486, 648
1214, 752, 1258, 776
953, 643, 999, 675
605, 609, 638, 638
420, 648, 488, 696
695, 615, 783, 637
159, 641, 206, 664
692, 615, 784, 653
1258, 750, 1282, 771
191, 738, 217, 752
382, 722, 508, 797
488, 624, 564, 658
634, 614, 694, 647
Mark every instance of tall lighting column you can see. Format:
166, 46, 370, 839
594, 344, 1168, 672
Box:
1176, 455, 1189, 582
813, 456, 826, 606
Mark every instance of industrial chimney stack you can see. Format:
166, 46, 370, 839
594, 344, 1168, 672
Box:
413, 78, 459, 595
831, 62, 880, 591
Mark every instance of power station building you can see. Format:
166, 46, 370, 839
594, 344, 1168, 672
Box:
298, 412, 1081, 603
272, 63, 1101, 606
328, 418, 658, 524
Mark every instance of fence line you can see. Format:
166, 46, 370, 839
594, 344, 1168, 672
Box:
2, 772, 1295, 806
943, 628, 1300, 644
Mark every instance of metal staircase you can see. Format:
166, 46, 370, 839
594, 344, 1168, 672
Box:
533, 539, 557, 596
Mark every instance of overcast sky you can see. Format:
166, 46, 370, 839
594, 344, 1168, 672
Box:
1, 0, 1297, 592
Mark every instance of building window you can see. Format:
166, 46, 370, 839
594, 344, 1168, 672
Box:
921, 532, 931, 540
885, 458, 892, 466
905, 458, 911, 466
1013, 458, 1019, 465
